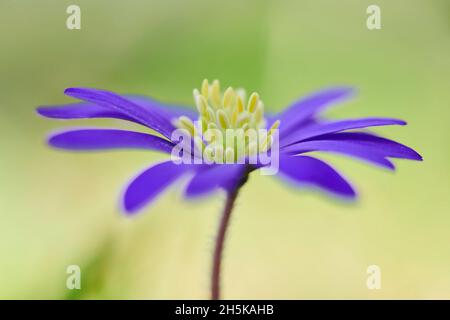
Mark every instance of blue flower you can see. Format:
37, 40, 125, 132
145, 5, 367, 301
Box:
37, 80, 422, 214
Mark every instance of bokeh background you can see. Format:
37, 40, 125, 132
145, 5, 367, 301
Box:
1, 0, 449, 299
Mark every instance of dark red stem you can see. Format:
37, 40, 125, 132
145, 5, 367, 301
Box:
211, 189, 239, 300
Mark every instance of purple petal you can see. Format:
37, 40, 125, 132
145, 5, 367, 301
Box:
128, 95, 197, 120
303, 132, 422, 160
282, 140, 395, 170
281, 118, 406, 147
123, 161, 192, 214
48, 129, 174, 153
37, 102, 136, 122
184, 164, 247, 197
275, 87, 355, 134
37, 97, 196, 124
277, 155, 356, 198
64, 88, 176, 139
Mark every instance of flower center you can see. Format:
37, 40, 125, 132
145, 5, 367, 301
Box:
172, 79, 280, 163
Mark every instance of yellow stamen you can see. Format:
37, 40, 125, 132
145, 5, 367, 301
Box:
195, 95, 208, 116
247, 92, 259, 113
206, 106, 216, 122
223, 87, 235, 108
210, 80, 221, 108
201, 79, 209, 98
268, 119, 280, 134
236, 113, 250, 127
193, 88, 200, 99
199, 118, 207, 133
261, 120, 281, 151
236, 95, 244, 113
174, 116, 196, 136
254, 102, 264, 124
216, 109, 230, 129
236, 88, 246, 104
230, 109, 238, 126
173, 80, 280, 164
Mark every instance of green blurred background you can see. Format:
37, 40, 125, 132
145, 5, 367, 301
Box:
1, 0, 449, 299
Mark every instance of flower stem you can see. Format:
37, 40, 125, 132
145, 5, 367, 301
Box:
211, 188, 240, 300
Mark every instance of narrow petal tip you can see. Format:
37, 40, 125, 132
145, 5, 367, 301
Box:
64, 87, 81, 95
47, 133, 61, 148
342, 187, 358, 200
121, 197, 141, 216
64, 87, 102, 99
335, 86, 357, 97
408, 149, 423, 161
63, 87, 78, 97
36, 105, 68, 119
35, 106, 48, 117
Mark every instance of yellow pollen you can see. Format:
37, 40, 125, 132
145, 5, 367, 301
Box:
195, 94, 208, 116
231, 109, 238, 126
216, 109, 230, 129
236, 95, 244, 113
269, 119, 280, 133
201, 79, 209, 98
206, 106, 215, 122
172, 79, 280, 163
247, 92, 259, 113
254, 102, 264, 124
236, 113, 250, 127
223, 87, 235, 108
210, 80, 221, 108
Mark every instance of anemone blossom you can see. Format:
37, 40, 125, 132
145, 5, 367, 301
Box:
37, 79, 421, 299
